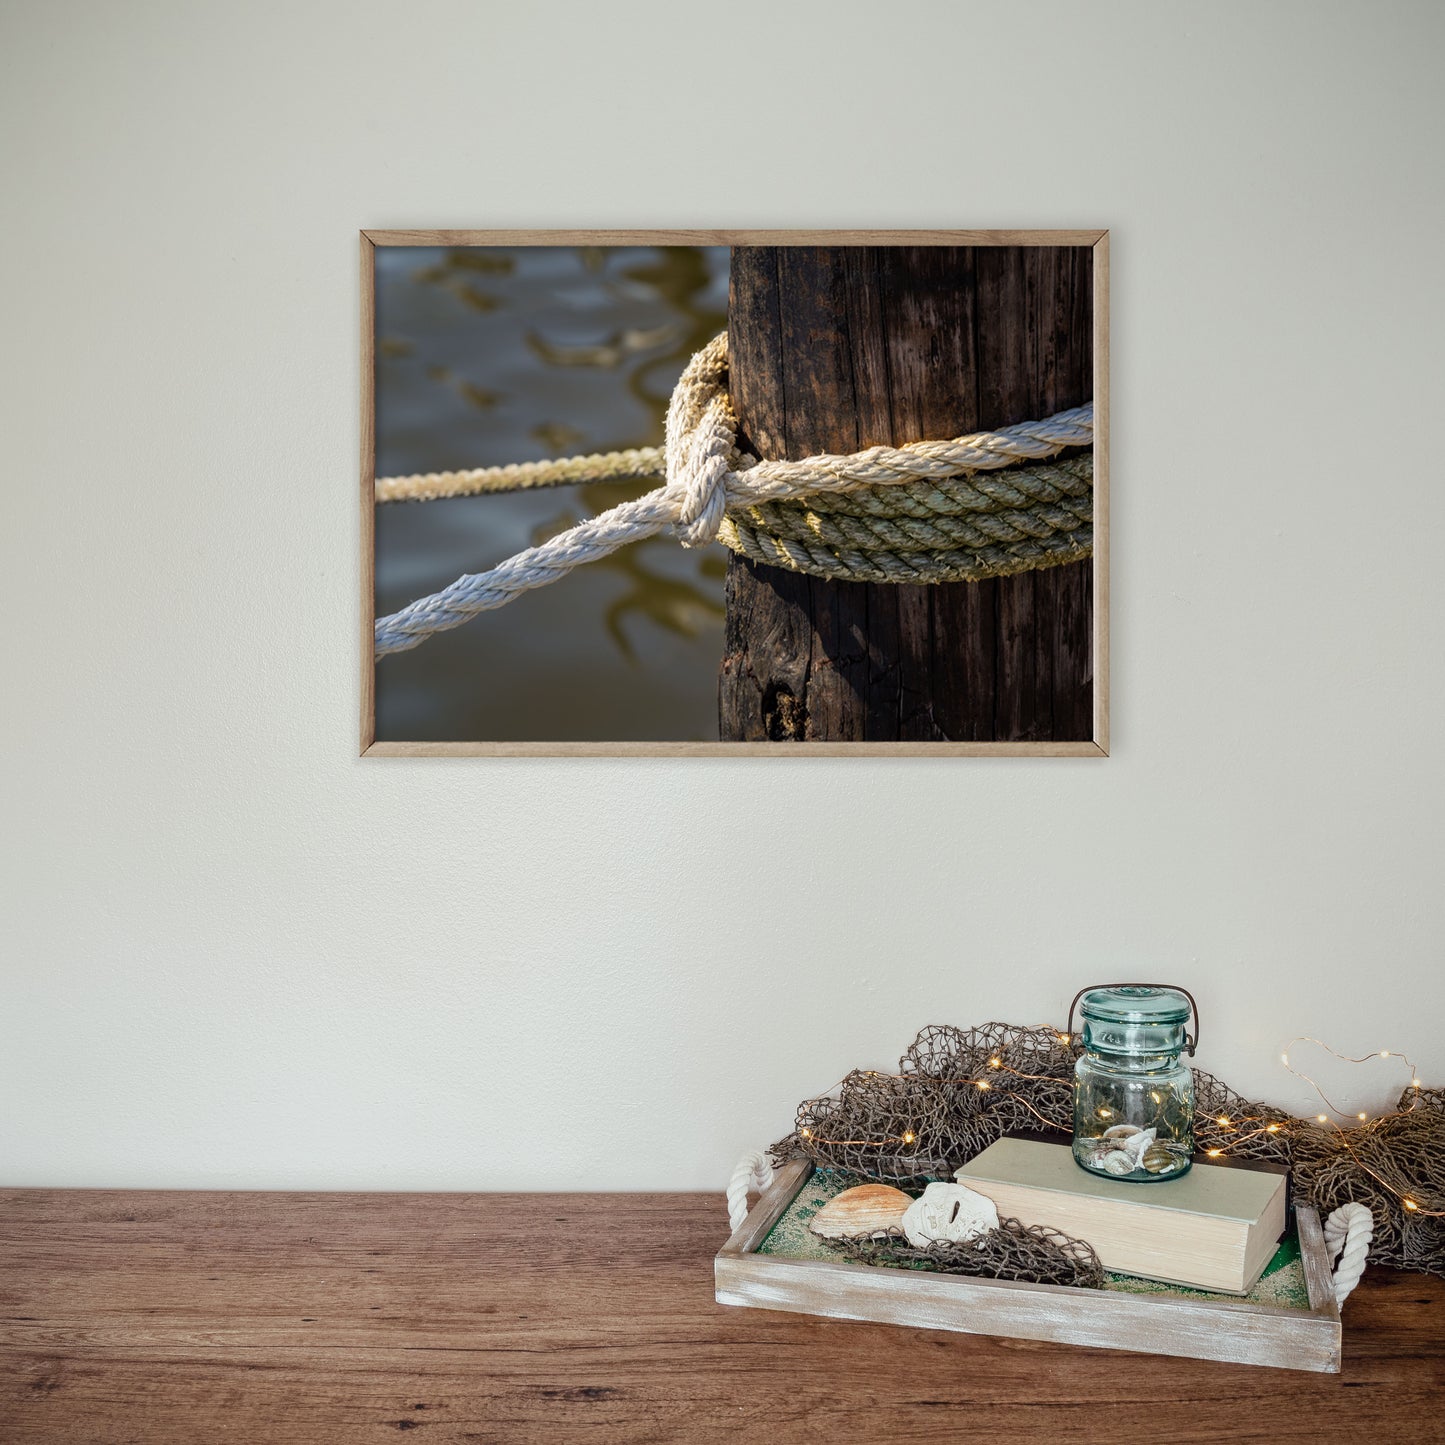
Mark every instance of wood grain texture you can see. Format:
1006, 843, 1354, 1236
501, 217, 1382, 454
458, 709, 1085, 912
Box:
1090, 234, 1111, 751
716, 1253, 1341, 1373
719, 245, 1094, 744
3, 1187, 1442, 1443
363, 229, 1109, 249
1298, 1203, 1340, 1314
360, 739, 1108, 759
360, 233, 377, 755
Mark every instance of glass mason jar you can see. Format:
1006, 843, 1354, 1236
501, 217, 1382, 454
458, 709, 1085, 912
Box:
1070, 984, 1197, 1182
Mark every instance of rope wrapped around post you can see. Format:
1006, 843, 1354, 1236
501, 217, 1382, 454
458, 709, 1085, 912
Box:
373, 333, 1094, 658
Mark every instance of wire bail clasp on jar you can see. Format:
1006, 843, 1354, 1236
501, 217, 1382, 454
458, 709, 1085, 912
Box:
1067, 982, 1199, 1056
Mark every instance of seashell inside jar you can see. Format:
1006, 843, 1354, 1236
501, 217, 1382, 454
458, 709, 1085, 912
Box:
1075, 1124, 1191, 1181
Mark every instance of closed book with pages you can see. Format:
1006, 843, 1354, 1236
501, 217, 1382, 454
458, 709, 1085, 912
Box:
956, 1137, 1288, 1295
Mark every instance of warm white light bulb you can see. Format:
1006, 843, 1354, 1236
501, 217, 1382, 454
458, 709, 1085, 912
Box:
1317, 1114, 1328, 1123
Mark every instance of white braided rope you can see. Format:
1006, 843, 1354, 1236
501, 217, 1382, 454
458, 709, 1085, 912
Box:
1324, 1201, 1374, 1308
374, 332, 1093, 657
727, 1150, 776, 1234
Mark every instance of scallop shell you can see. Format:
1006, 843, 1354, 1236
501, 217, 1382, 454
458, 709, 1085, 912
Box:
808, 1184, 913, 1240
901, 1182, 1000, 1247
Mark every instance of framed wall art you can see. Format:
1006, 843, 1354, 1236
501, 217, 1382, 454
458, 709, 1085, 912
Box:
360, 230, 1109, 756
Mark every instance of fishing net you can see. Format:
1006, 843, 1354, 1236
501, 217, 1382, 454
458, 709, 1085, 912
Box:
775, 1022, 1444, 1279
828, 1216, 1107, 1290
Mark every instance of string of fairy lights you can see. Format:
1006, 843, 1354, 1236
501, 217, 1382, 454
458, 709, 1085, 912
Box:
795, 1032, 1441, 1219
1277, 1036, 1438, 1218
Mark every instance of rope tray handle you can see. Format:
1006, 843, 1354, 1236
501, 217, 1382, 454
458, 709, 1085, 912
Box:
1324, 1201, 1374, 1307
726, 1150, 776, 1233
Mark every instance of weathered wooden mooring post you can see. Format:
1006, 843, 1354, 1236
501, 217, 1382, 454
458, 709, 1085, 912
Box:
719, 245, 1093, 743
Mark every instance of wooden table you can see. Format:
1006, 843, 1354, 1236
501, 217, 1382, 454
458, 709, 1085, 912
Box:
2, 1189, 1441, 1442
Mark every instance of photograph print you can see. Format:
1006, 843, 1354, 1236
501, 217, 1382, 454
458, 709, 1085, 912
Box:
362, 230, 1108, 754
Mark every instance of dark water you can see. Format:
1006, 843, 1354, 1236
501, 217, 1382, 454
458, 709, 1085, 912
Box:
373, 246, 730, 741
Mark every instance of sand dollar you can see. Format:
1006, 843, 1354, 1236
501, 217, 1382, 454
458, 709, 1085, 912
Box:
902, 1181, 1000, 1247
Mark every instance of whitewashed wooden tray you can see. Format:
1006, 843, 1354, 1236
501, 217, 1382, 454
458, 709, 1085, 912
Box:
716, 1158, 1342, 1372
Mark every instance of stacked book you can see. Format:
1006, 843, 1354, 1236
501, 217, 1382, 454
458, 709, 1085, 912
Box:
955, 1136, 1289, 1294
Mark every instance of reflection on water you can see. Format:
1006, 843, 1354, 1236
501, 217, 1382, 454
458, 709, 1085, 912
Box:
374, 246, 729, 741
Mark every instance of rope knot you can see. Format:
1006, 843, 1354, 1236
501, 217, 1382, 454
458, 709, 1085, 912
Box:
666, 333, 738, 548
373, 327, 1095, 656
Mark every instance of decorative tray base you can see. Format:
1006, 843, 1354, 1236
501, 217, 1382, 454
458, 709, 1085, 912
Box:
716, 1160, 1341, 1372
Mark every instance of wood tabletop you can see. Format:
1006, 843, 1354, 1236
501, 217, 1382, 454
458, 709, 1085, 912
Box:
1, 1188, 1441, 1443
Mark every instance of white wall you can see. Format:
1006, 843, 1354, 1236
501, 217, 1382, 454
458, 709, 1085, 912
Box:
2, 0, 1442, 1191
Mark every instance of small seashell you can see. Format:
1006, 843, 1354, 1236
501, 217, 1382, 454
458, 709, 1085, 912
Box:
903, 1181, 1000, 1246
1102, 1124, 1141, 1140
1124, 1128, 1157, 1164
1099, 1150, 1137, 1176
1142, 1142, 1179, 1174
808, 1184, 913, 1240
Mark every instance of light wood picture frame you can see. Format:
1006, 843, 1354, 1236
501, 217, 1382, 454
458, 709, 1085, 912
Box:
360, 230, 1109, 757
